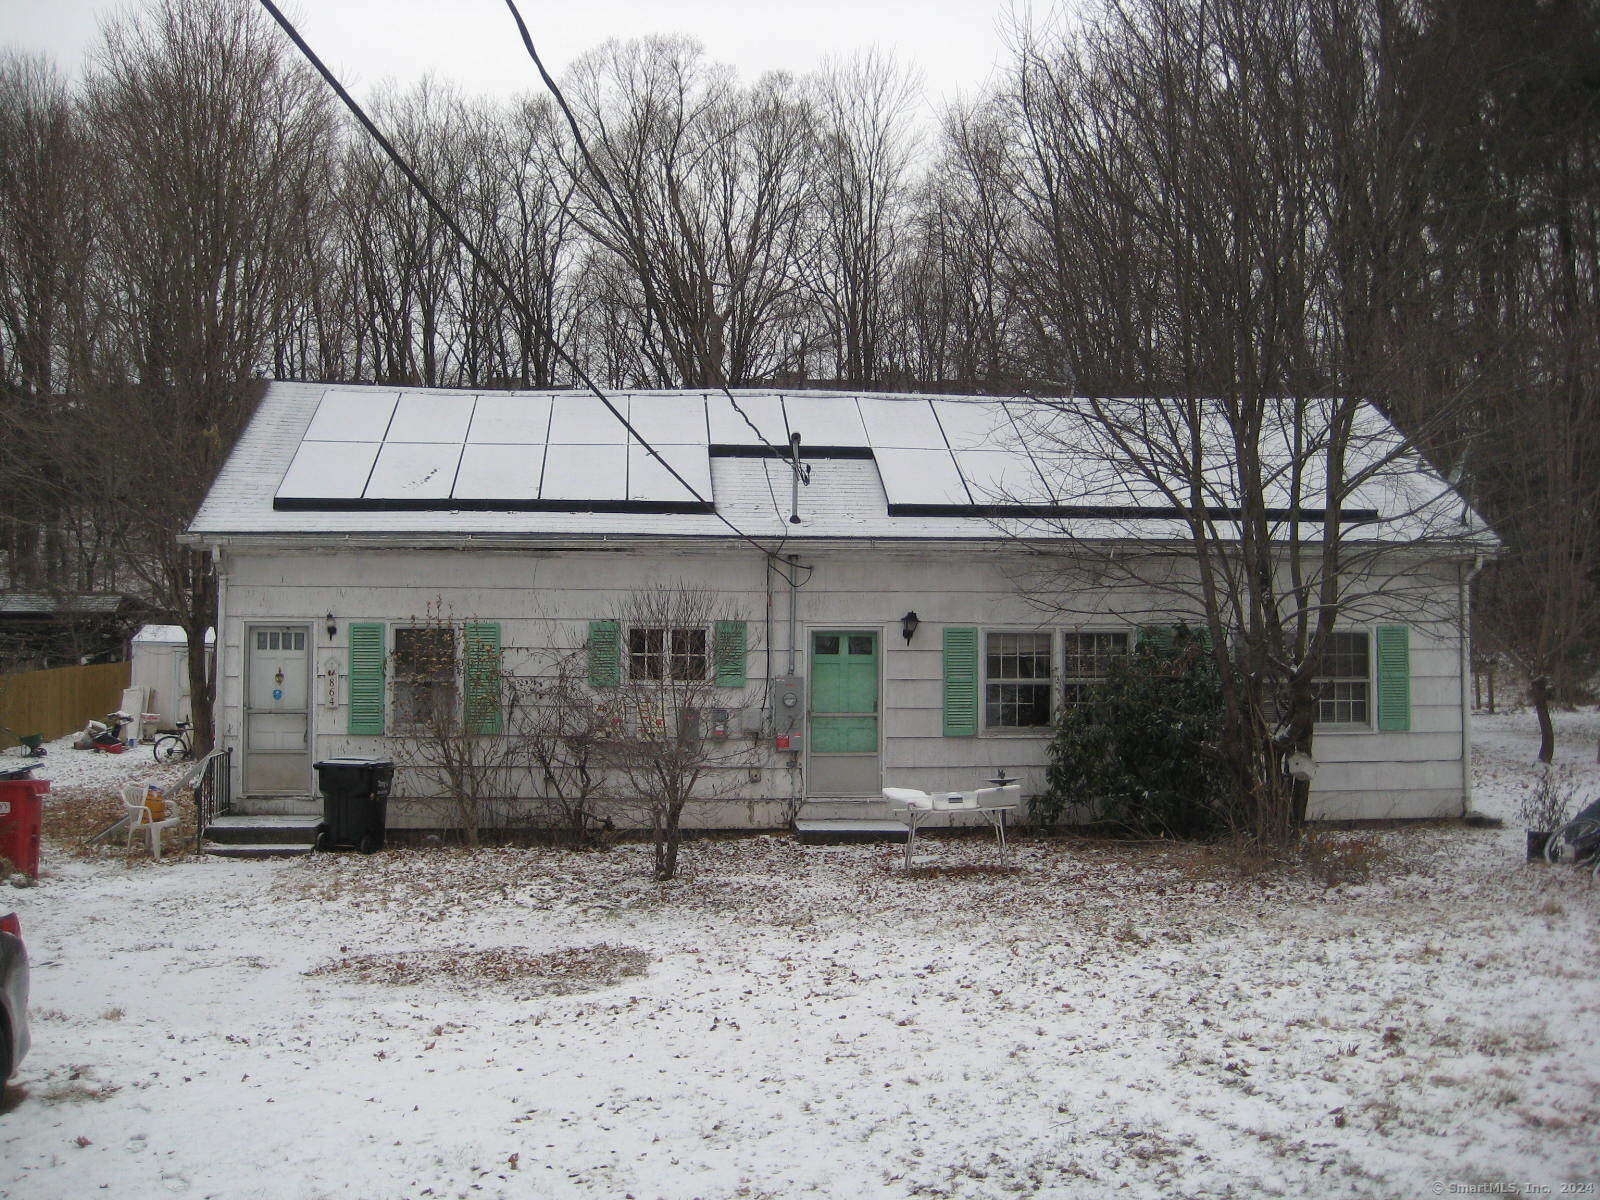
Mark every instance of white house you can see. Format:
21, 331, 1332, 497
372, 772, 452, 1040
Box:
184, 382, 1495, 831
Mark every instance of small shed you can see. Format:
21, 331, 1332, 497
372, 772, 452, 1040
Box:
130, 625, 213, 732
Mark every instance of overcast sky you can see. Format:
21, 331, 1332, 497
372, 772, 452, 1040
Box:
6, 0, 1021, 120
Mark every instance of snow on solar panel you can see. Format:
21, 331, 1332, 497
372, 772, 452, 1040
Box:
780, 394, 869, 446
931, 399, 1015, 450
628, 443, 713, 503
540, 442, 628, 501
857, 397, 946, 449
953, 450, 1054, 505
387, 392, 476, 443
277, 440, 380, 499
874, 448, 970, 507
364, 443, 464, 500
452, 443, 544, 500
549, 394, 631, 444
466, 394, 552, 444
626, 394, 708, 445
706, 393, 787, 446
303, 389, 398, 442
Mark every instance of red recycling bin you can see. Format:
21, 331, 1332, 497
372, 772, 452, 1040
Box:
0, 775, 49, 878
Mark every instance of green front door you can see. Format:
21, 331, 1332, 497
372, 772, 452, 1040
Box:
809, 630, 880, 794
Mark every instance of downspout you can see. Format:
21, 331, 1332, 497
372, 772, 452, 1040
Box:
787, 554, 800, 674
211, 543, 231, 789
764, 554, 774, 694
1459, 554, 1485, 815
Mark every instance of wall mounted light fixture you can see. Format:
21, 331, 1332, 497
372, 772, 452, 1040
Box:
901, 611, 920, 645
326, 612, 338, 640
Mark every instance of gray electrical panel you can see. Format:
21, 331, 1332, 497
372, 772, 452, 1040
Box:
771, 674, 804, 751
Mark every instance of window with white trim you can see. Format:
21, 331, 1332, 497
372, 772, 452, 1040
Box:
393, 626, 456, 727
1313, 630, 1370, 725
628, 626, 708, 681
1061, 630, 1131, 706
984, 631, 1053, 729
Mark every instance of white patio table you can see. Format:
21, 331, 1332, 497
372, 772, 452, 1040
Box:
883, 782, 1021, 868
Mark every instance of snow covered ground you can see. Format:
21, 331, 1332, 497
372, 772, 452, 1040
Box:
2, 712, 1597, 1199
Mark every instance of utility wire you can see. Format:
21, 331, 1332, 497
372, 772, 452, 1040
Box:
253, 0, 803, 585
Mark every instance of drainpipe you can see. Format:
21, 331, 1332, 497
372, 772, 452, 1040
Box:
1459, 554, 1485, 815
764, 554, 774, 691
786, 554, 802, 674
212, 544, 230, 788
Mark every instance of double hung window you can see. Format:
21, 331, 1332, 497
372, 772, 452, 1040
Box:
984, 632, 1053, 729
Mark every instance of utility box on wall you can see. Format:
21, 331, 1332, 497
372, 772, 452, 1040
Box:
771, 674, 803, 751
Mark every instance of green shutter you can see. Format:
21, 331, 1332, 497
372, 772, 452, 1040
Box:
1376, 625, 1411, 731
943, 627, 979, 737
1138, 624, 1176, 654
714, 620, 747, 687
588, 620, 620, 687
464, 622, 503, 735
348, 623, 385, 735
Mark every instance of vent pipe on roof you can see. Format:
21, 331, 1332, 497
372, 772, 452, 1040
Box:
788, 432, 803, 524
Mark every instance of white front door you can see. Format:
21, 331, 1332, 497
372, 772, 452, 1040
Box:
244, 624, 311, 795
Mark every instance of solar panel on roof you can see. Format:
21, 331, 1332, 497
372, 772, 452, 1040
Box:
857, 397, 946, 449
953, 449, 1054, 505
780, 395, 869, 447
549, 394, 630, 444
364, 443, 464, 500
453, 443, 544, 500
874, 448, 970, 507
277, 440, 380, 499
627, 394, 708, 444
931, 400, 1014, 451
706, 394, 786, 446
387, 392, 476, 443
466, 394, 551, 444
541, 442, 628, 501
303, 389, 398, 442
628, 443, 713, 502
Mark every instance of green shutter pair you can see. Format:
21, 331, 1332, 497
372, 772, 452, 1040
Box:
586, 619, 746, 687
346, 621, 503, 735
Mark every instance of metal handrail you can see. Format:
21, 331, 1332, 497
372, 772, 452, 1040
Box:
193, 748, 232, 854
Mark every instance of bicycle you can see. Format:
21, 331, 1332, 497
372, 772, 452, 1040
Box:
152, 721, 195, 765
1542, 795, 1600, 868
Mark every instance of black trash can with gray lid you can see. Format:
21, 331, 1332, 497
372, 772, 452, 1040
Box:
313, 757, 394, 853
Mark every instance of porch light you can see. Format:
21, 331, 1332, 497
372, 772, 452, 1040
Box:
901, 611, 920, 645
326, 612, 338, 640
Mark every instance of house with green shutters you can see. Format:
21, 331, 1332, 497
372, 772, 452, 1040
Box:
184, 382, 1493, 831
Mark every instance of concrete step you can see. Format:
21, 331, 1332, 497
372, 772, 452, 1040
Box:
796, 797, 892, 822
204, 813, 321, 846
793, 818, 908, 845
204, 842, 315, 859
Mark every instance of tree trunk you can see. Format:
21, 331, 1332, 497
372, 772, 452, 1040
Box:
654, 800, 685, 881
1531, 675, 1555, 765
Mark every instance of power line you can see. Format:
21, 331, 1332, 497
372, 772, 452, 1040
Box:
252, 0, 803, 585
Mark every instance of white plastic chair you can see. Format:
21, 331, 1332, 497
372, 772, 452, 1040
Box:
119, 780, 181, 859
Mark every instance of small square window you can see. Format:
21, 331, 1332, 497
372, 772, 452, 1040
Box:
256, 632, 268, 650
1061, 631, 1130, 706
814, 634, 840, 656
847, 635, 874, 657
630, 626, 708, 681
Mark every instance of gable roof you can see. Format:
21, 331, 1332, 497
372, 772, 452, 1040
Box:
186, 382, 1494, 549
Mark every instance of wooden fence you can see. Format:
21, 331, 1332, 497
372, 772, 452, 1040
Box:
0, 660, 132, 743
